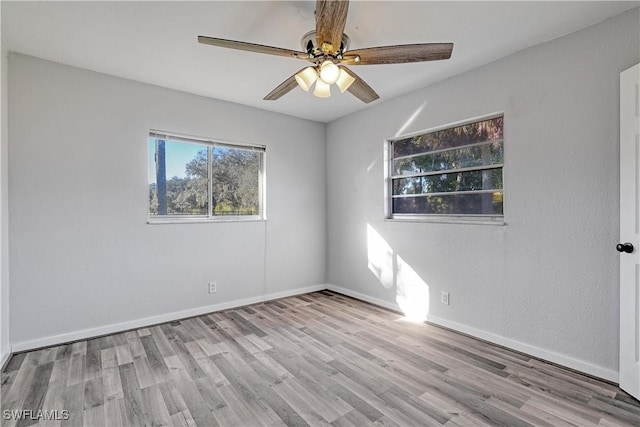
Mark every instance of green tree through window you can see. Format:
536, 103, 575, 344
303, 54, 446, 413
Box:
389, 116, 503, 217
149, 133, 264, 219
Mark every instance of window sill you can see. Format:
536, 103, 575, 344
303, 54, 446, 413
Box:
147, 217, 265, 225
386, 215, 505, 226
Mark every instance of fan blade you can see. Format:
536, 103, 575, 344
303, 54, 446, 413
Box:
198, 36, 311, 60
340, 67, 379, 104
263, 74, 300, 101
343, 43, 453, 65
315, 0, 349, 54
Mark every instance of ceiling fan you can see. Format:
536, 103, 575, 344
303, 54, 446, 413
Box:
198, 0, 453, 103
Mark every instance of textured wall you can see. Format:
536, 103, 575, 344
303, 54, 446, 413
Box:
8, 54, 326, 346
1, 41, 9, 363
326, 8, 640, 380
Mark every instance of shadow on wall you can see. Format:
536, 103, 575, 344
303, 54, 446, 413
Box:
367, 223, 430, 322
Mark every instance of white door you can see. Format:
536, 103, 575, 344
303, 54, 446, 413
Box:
620, 63, 640, 400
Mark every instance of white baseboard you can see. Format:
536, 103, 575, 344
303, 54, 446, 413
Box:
327, 284, 403, 312
1, 344, 11, 369
424, 314, 618, 383
10, 283, 620, 384
11, 284, 326, 353
326, 284, 618, 383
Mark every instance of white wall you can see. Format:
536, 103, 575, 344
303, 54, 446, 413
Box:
8, 54, 326, 349
326, 8, 640, 381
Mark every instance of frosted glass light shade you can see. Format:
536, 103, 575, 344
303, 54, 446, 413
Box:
336, 68, 356, 93
295, 67, 318, 92
313, 79, 331, 98
318, 61, 340, 84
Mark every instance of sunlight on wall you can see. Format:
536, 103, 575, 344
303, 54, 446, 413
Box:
396, 255, 430, 322
366, 223, 430, 322
366, 158, 378, 173
367, 224, 394, 289
394, 101, 428, 137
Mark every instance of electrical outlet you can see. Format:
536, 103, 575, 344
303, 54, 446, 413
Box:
441, 291, 450, 305
208, 282, 217, 294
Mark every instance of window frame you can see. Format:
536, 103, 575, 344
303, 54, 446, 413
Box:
384, 113, 505, 224
148, 130, 266, 224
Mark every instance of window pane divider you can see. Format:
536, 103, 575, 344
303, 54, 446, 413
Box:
392, 138, 502, 161
207, 145, 213, 218
392, 189, 501, 198
391, 164, 503, 180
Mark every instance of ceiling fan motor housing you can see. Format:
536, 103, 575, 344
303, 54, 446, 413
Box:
301, 30, 350, 57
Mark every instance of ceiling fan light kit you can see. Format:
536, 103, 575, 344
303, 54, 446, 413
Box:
313, 79, 332, 98
294, 60, 355, 98
319, 60, 340, 84
294, 67, 318, 92
198, 0, 453, 103
335, 68, 356, 93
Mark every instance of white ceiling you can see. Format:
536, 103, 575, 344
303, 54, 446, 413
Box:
2, 1, 638, 123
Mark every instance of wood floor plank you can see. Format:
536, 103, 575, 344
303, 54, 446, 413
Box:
486, 396, 556, 427
4, 353, 26, 373
103, 398, 125, 427
4, 353, 37, 404
101, 348, 123, 402
140, 335, 170, 384
70, 341, 87, 356
38, 359, 68, 427
82, 405, 105, 427
244, 333, 272, 352
60, 382, 84, 427
263, 351, 352, 421
3, 291, 639, 427
272, 378, 332, 426
169, 410, 197, 427
117, 362, 147, 427
125, 331, 147, 360
211, 351, 282, 425
141, 385, 173, 427
330, 409, 372, 427
193, 377, 243, 426
216, 384, 263, 427
114, 344, 132, 366
132, 356, 155, 389
66, 353, 85, 387
185, 341, 230, 388
150, 325, 177, 358
83, 377, 103, 410
168, 364, 219, 427
84, 338, 102, 381
19, 361, 54, 424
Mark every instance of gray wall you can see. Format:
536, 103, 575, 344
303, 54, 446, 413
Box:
326, 8, 639, 381
1, 41, 9, 364
8, 54, 326, 348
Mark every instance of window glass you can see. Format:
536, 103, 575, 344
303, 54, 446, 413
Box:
148, 133, 264, 221
389, 116, 503, 218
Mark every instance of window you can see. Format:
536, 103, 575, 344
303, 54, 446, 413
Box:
388, 115, 503, 219
148, 131, 265, 222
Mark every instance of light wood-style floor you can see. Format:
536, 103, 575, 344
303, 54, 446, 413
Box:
2, 291, 639, 427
